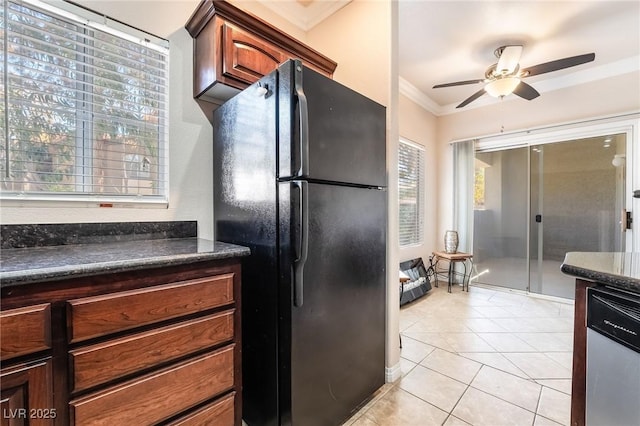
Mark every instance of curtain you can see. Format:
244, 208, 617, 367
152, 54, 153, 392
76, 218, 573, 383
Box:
452, 140, 475, 254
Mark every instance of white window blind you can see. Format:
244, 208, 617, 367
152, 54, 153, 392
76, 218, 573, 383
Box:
398, 138, 425, 246
0, 0, 169, 203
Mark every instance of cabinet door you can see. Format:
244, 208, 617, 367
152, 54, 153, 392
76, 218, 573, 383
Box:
221, 22, 286, 85
0, 358, 55, 426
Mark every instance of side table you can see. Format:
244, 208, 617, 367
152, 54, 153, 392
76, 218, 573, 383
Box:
432, 251, 474, 293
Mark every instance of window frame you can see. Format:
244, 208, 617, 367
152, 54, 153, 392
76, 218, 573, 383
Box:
0, 0, 170, 206
398, 137, 425, 247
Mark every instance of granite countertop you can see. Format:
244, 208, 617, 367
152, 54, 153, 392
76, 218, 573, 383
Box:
561, 252, 640, 293
1, 237, 250, 287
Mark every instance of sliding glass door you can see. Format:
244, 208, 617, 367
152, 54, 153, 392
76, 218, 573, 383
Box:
529, 136, 626, 298
473, 134, 627, 299
473, 148, 529, 292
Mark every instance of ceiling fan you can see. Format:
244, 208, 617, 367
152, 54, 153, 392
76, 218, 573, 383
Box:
433, 45, 595, 108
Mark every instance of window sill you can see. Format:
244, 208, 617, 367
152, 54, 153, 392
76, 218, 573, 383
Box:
0, 195, 169, 209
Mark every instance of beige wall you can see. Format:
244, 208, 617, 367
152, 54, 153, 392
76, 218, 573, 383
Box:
307, 0, 390, 106
399, 94, 438, 262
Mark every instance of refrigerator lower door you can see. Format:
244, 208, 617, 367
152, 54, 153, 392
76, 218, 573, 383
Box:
279, 181, 386, 425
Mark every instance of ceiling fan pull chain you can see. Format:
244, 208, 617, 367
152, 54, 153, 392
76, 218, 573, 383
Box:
500, 96, 505, 133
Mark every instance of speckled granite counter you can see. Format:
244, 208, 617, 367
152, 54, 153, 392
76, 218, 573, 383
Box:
0, 221, 249, 287
0, 238, 250, 287
561, 252, 640, 294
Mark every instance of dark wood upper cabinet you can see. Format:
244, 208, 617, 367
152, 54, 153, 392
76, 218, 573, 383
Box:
185, 0, 337, 103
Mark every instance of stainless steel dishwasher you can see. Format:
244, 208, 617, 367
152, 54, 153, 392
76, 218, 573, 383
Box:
586, 285, 640, 426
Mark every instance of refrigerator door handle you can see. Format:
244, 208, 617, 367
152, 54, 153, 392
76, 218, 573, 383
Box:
294, 61, 309, 177
293, 180, 309, 307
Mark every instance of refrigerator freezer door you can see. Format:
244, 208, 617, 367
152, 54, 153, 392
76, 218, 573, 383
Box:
278, 181, 386, 425
278, 61, 387, 188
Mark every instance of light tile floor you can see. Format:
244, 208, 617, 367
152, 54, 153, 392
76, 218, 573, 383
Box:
344, 284, 574, 426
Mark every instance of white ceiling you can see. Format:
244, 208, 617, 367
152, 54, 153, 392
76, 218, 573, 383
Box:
76, 1, 640, 116
397, 0, 640, 115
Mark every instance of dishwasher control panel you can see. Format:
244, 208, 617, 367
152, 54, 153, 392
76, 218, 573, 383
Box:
587, 285, 640, 354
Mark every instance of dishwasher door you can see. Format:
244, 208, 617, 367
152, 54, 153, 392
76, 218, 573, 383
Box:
586, 286, 640, 426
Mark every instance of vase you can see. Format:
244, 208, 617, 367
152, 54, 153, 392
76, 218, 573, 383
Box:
444, 230, 459, 254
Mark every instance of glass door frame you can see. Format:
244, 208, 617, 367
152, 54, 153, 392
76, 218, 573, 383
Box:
472, 114, 638, 297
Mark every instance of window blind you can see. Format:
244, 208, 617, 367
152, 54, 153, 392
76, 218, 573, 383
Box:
398, 139, 425, 246
0, 0, 169, 202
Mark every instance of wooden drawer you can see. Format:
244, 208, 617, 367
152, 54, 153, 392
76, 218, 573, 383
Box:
0, 304, 51, 361
69, 310, 234, 393
166, 393, 235, 426
67, 273, 234, 343
70, 345, 234, 425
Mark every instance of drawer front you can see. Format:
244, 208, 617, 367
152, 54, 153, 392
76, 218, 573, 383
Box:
70, 310, 234, 393
0, 304, 51, 361
222, 22, 286, 85
67, 273, 234, 343
166, 393, 235, 426
70, 346, 234, 425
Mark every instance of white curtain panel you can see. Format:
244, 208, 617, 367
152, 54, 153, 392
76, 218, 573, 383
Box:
452, 140, 475, 254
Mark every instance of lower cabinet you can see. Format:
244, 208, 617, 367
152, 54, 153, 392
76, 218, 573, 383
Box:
0, 258, 242, 425
0, 358, 55, 425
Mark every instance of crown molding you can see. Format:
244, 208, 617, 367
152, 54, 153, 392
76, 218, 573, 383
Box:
399, 77, 442, 116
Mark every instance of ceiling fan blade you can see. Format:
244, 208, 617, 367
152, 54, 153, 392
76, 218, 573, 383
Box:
433, 79, 484, 89
512, 81, 540, 100
522, 53, 595, 77
456, 88, 486, 108
496, 45, 523, 74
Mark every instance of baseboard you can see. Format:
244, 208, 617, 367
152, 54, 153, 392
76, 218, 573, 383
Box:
385, 361, 402, 383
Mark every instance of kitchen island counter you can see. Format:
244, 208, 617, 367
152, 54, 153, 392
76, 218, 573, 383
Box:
561, 252, 640, 426
561, 251, 640, 293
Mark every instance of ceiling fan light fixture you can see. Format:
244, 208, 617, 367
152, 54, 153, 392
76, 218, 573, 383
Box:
485, 77, 521, 98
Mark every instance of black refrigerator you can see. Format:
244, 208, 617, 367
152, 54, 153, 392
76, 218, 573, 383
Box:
213, 59, 386, 426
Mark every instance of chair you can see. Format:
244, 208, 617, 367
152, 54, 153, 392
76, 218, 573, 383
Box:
399, 257, 434, 306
